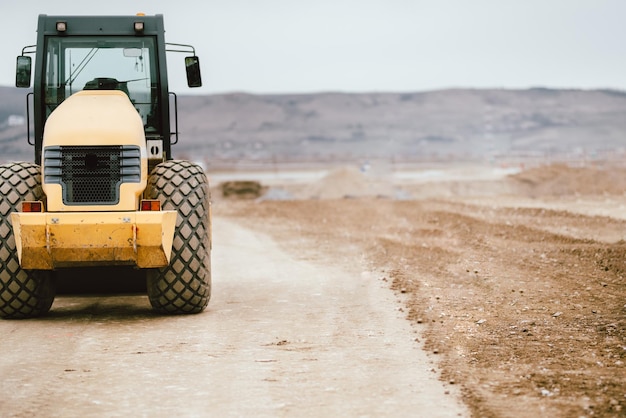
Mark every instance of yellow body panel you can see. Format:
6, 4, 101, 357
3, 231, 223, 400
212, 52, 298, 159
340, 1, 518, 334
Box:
11, 211, 176, 269
42, 90, 148, 212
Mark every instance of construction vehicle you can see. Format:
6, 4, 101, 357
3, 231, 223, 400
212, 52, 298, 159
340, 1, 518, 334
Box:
0, 14, 211, 318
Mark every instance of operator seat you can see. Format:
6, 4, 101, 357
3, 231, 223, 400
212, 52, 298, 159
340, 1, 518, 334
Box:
83, 77, 130, 96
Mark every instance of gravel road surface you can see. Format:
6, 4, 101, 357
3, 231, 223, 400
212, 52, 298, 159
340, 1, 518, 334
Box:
0, 216, 467, 418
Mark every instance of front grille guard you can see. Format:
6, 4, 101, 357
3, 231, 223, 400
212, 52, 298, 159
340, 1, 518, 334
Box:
44, 145, 141, 205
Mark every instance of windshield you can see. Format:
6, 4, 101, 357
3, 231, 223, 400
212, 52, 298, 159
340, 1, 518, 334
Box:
43, 36, 161, 134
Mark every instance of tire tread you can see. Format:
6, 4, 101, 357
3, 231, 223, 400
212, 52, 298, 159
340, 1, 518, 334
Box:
0, 162, 55, 319
146, 160, 211, 314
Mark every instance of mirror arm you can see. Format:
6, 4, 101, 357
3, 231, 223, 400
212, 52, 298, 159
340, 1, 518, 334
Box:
21, 45, 37, 55
165, 43, 196, 55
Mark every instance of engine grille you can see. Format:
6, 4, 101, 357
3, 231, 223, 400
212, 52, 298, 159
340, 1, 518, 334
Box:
44, 145, 141, 205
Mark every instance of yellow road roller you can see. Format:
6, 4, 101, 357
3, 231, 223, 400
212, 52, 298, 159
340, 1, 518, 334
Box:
1, 14, 211, 318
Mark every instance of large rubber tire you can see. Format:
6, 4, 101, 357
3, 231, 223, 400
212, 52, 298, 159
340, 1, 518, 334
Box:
145, 160, 211, 314
0, 162, 55, 319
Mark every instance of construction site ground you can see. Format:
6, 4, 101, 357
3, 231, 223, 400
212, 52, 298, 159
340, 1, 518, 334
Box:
1, 161, 625, 417
213, 161, 626, 417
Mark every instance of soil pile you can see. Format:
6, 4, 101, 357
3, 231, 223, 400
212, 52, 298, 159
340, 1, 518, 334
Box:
300, 166, 394, 199
510, 163, 626, 197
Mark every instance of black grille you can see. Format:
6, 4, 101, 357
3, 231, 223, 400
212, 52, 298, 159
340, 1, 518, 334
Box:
44, 145, 141, 205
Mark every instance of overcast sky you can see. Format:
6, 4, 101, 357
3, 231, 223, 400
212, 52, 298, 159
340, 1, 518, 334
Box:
2, 0, 625, 94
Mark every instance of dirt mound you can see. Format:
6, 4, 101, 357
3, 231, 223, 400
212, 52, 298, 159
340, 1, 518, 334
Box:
301, 166, 394, 199
510, 163, 626, 196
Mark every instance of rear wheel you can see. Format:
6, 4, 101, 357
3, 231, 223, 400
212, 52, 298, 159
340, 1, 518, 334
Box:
146, 160, 211, 314
0, 162, 55, 319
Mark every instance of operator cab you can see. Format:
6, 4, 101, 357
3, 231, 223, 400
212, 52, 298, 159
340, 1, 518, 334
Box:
42, 37, 162, 134
14, 14, 202, 165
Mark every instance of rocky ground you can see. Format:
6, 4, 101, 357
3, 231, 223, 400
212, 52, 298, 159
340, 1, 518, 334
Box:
213, 162, 626, 417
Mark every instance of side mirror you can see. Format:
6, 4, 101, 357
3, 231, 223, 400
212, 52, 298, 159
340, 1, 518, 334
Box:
185, 56, 202, 88
16, 55, 32, 88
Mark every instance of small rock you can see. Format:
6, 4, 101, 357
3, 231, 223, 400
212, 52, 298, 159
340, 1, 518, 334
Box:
540, 388, 552, 397
552, 312, 562, 318
476, 319, 486, 325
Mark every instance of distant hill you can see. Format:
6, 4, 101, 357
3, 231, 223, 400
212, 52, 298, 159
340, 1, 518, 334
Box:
2, 86, 626, 164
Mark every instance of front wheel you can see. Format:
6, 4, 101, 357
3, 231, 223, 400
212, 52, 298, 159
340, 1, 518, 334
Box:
0, 162, 55, 319
145, 160, 211, 314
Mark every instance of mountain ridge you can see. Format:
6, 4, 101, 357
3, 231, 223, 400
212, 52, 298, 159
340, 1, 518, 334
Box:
2, 86, 625, 164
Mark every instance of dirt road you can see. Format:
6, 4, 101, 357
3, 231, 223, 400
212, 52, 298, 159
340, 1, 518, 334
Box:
0, 217, 467, 417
